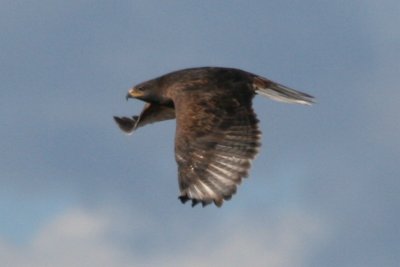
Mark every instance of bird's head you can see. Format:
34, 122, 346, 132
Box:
126, 83, 152, 101
126, 79, 171, 105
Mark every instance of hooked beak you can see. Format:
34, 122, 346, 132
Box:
126, 87, 144, 100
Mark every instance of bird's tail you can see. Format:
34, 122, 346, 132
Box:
252, 76, 315, 105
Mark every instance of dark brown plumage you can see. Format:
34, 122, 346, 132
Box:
114, 67, 314, 207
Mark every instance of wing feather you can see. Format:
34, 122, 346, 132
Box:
174, 87, 260, 207
114, 103, 175, 134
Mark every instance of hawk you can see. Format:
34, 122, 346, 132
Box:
114, 67, 314, 207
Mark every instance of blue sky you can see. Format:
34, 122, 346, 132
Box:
1, 1, 399, 266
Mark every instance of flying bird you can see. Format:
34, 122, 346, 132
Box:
114, 67, 314, 207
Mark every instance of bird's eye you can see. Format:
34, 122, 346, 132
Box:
136, 86, 145, 92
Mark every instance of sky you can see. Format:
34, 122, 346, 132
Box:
1, 0, 399, 266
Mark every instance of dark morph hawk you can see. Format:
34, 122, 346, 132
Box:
114, 67, 314, 207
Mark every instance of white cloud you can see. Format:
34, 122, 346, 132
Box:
150, 213, 326, 267
0, 209, 134, 267
0, 207, 326, 267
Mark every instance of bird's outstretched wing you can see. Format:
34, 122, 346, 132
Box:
114, 103, 175, 134
174, 89, 261, 207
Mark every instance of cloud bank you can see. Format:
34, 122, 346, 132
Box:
0, 207, 325, 267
